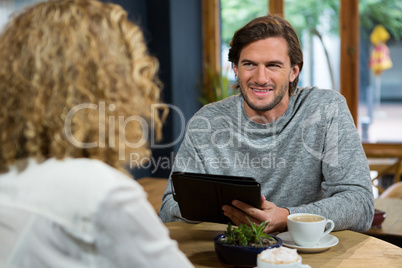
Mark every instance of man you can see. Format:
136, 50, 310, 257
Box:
160, 15, 374, 233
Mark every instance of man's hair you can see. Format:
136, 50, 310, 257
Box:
0, 0, 166, 173
228, 15, 303, 94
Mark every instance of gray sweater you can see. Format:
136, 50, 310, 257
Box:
160, 87, 374, 232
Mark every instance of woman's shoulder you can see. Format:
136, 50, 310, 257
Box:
19, 158, 141, 202
48, 158, 137, 188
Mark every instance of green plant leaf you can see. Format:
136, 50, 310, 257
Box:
199, 64, 235, 105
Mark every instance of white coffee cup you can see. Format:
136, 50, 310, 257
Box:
287, 213, 335, 247
257, 247, 311, 268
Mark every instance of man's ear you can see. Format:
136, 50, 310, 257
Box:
233, 64, 239, 77
289, 64, 300, 83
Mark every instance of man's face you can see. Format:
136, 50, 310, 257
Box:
233, 37, 299, 121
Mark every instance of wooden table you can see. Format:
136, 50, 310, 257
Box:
137, 177, 168, 213
166, 221, 402, 268
365, 198, 402, 248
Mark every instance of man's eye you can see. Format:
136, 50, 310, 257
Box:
268, 64, 280, 68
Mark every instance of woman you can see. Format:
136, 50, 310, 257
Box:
0, 0, 193, 267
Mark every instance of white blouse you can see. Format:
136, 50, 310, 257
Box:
0, 158, 193, 268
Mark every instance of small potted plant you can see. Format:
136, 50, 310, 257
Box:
214, 218, 282, 267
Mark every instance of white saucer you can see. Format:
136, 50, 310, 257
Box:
277, 232, 339, 253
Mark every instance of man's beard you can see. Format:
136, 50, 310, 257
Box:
239, 82, 288, 112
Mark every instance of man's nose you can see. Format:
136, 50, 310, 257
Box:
254, 65, 269, 85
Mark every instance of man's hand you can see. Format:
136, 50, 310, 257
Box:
222, 195, 289, 233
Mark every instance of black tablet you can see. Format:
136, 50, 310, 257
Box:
171, 171, 261, 224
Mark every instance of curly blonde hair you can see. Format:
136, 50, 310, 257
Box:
0, 0, 166, 173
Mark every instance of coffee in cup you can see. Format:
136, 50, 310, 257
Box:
287, 213, 335, 247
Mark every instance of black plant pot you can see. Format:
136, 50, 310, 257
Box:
214, 234, 283, 267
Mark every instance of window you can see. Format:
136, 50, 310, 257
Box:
220, 0, 268, 80
285, 0, 340, 92
358, 1, 402, 143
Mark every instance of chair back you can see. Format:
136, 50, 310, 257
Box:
380, 182, 402, 199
